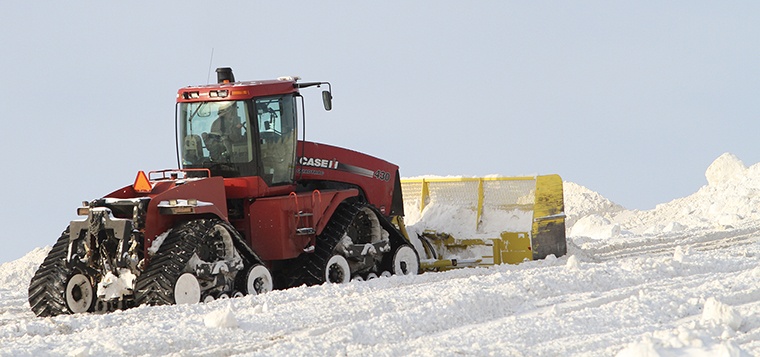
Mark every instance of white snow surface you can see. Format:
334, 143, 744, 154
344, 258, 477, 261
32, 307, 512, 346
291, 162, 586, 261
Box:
1, 152, 759, 356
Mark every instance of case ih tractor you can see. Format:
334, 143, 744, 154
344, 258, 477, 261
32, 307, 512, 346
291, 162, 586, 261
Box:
28, 68, 566, 317
29, 68, 419, 316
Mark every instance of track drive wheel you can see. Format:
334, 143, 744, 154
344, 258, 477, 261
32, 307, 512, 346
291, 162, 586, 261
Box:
28, 227, 75, 317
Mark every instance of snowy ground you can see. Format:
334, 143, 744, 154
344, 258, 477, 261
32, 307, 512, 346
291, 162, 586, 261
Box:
1, 153, 759, 356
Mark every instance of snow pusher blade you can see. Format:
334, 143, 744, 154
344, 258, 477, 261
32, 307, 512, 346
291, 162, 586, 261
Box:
399, 175, 566, 270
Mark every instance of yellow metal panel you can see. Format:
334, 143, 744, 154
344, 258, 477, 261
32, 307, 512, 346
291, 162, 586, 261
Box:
499, 232, 533, 264
422, 231, 487, 248
533, 174, 564, 218
476, 179, 484, 230
420, 258, 483, 270
531, 174, 567, 260
491, 238, 503, 265
442, 237, 488, 247
420, 180, 430, 212
503, 232, 531, 250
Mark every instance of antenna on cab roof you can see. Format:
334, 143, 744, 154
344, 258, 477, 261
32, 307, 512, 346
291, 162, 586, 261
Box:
206, 48, 215, 84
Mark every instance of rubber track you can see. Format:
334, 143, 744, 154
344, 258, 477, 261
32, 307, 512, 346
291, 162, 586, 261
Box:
28, 228, 73, 317
280, 200, 363, 288
133, 219, 211, 306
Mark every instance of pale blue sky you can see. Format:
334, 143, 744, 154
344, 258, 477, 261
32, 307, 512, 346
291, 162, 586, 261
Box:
1, 2, 759, 262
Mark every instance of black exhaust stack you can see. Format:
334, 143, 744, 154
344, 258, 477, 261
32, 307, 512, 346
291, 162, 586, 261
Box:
216, 67, 235, 84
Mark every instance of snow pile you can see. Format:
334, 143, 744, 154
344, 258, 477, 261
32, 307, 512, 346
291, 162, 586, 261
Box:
628, 153, 760, 232
569, 214, 622, 239
1, 152, 759, 356
706, 153, 747, 187
563, 181, 626, 227
617, 297, 747, 357
0, 246, 48, 288
568, 153, 760, 238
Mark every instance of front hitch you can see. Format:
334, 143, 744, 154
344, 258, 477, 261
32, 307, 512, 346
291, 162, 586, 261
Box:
67, 199, 148, 305
69, 207, 134, 269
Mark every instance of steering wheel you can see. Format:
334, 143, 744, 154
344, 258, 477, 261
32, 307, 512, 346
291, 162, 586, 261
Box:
259, 131, 281, 143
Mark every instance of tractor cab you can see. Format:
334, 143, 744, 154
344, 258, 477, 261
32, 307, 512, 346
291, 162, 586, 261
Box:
177, 94, 298, 185
176, 68, 331, 185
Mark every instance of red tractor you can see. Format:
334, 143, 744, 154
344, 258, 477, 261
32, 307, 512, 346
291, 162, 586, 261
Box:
29, 68, 419, 316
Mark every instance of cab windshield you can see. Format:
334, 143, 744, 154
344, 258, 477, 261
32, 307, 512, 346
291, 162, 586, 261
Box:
179, 100, 252, 163
177, 95, 297, 184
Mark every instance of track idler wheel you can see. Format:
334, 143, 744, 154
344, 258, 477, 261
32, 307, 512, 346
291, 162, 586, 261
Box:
65, 273, 95, 313
390, 245, 420, 276
243, 265, 273, 295
173, 273, 202, 305
325, 255, 351, 284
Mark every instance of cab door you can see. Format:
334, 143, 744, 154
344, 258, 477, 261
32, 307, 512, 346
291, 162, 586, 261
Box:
254, 95, 298, 186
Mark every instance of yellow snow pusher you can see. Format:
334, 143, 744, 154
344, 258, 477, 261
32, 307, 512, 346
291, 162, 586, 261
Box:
397, 175, 566, 270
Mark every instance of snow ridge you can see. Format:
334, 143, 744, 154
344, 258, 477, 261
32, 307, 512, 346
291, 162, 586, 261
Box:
568, 152, 760, 240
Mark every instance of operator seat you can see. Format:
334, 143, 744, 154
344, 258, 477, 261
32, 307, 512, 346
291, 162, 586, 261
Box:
183, 134, 204, 163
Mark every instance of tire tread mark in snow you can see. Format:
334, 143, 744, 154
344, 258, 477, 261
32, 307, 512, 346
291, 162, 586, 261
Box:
27, 228, 73, 317
580, 227, 760, 262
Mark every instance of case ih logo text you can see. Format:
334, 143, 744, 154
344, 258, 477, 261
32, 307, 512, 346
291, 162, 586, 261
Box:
299, 157, 339, 170
298, 157, 390, 182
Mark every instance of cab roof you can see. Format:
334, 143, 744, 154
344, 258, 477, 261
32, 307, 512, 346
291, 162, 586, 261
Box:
176, 78, 299, 103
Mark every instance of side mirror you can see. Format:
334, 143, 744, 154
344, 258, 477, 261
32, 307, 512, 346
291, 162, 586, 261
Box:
322, 90, 333, 111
